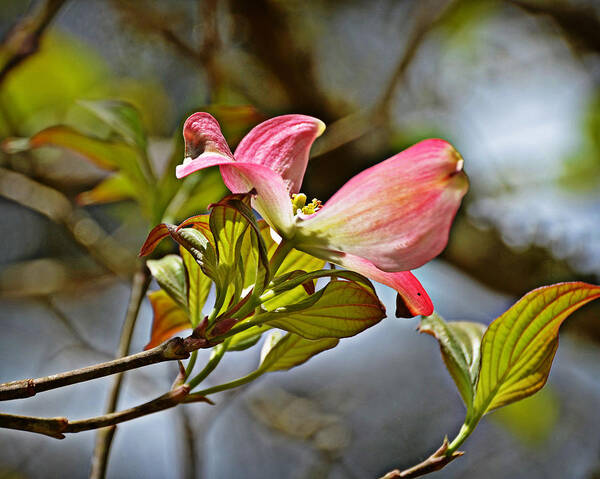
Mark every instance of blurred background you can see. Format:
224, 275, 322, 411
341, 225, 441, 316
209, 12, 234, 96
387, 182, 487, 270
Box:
0, 0, 599, 478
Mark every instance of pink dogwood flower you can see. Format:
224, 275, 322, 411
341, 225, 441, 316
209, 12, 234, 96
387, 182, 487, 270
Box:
176, 113, 468, 317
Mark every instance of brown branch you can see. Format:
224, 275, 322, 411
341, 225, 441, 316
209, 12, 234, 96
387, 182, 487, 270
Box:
0, 167, 136, 277
0, 337, 191, 401
0, 384, 211, 439
380, 438, 463, 479
69, 385, 192, 433
311, 0, 459, 159
229, 0, 335, 119
0, 0, 68, 83
373, 0, 458, 119
178, 405, 198, 479
506, 0, 600, 54
108, 1, 208, 64
0, 413, 69, 439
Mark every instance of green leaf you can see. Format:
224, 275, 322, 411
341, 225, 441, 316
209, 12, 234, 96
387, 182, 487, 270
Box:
145, 290, 191, 350
177, 214, 212, 233
270, 269, 375, 295
419, 314, 486, 410
180, 246, 212, 327
139, 223, 171, 257
6, 125, 144, 177
259, 280, 386, 340
228, 325, 268, 352
262, 271, 315, 312
254, 219, 327, 310
237, 222, 270, 294
146, 255, 188, 311
259, 332, 339, 372
471, 282, 600, 420
76, 172, 137, 205
257, 219, 325, 277
209, 197, 251, 269
177, 228, 220, 286
208, 195, 271, 310
78, 99, 147, 150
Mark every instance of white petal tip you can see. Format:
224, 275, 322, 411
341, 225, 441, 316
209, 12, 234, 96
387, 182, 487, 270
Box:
315, 119, 326, 137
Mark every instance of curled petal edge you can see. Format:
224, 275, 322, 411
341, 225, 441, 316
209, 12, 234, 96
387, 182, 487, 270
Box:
297, 248, 433, 317
176, 156, 294, 236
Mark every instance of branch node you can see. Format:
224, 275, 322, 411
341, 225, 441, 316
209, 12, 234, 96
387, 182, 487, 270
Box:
380, 437, 463, 479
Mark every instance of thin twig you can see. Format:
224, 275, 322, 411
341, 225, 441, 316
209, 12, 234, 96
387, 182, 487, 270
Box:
0, 167, 136, 277
178, 406, 198, 479
89, 266, 151, 479
0, 337, 190, 401
311, 0, 459, 159
0, 385, 211, 439
380, 438, 463, 479
0, 0, 68, 83
108, 1, 208, 64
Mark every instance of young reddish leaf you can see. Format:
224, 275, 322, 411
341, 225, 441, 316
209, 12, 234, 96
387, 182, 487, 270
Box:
259, 331, 339, 372
76, 173, 137, 206
260, 280, 386, 340
177, 214, 211, 234
419, 315, 486, 410
472, 282, 600, 418
139, 214, 214, 257
139, 223, 171, 256
145, 290, 192, 350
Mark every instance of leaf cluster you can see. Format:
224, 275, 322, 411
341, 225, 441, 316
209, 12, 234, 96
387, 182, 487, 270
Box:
420, 282, 600, 454
2, 99, 226, 225
140, 193, 387, 388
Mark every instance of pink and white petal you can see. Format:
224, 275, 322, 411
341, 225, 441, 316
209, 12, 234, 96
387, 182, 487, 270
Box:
296, 139, 468, 272
176, 152, 235, 179
299, 249, 433, 317
219, 162, 295, 236
183, 112, 234, 160
342, 255, 433, 318
234, 114, 325, 194
176, 147, 295, 234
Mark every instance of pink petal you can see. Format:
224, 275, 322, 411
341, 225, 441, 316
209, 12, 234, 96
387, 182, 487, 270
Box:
175, 112, 296, 236
176, 152, 293, 235
330, 252, 433, 317
183, 113, 234, 160
176, 153, 235, 178
177, 113, 236, 179
295, 139, 468, 272
220, 162, 295, 236
234, 114, 325, 194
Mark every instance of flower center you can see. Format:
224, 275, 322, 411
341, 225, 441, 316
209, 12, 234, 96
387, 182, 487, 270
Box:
291, 193, 322, 215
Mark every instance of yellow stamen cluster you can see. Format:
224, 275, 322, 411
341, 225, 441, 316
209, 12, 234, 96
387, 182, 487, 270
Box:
291, 193, 322, 215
